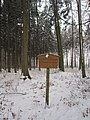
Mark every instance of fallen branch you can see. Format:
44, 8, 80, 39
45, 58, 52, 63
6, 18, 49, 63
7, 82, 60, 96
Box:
0, 92, 27, 95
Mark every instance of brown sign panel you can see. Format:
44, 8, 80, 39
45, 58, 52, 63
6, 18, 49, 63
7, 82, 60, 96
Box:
38, 54, 60, 68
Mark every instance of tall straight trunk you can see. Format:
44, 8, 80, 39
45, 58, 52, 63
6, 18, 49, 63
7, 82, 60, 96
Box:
0, 0, 1, 71
7, 40, 11, 72
52, 0, 64, 71
7, 26, 11, 72
66, 48, 68, 68
29, 37, 31, 71
21, 0, 31, 79
7, 38, 11, 72
13, 33, 17, 73
4, 49, 7, 70
77, 0, 82, 70
0, 47, 1, 71
76, 0, 86, 78
11, 34, 14, 69
71, 3, 74, 69
28, 0, 31, 70
13, 28, 19, 73
7, 0, 11, 72
29, 47, 32, 70
74, 49, 77, 67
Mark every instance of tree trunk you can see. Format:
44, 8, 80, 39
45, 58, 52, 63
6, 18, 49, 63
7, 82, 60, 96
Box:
7, 29, 11, 72
66, 48, 68, 68
0, 0, 2, 71
74, 49, 77, 67
28, 0, 32, 70
7, 0, 11, 72
21, 0, 31, 79
14, 32, 17, 73
52, 0, 64, 71
71, 2, 74, 69
0, 47, 1, 72
4, 49, 7, 70
76, 0, 86, 78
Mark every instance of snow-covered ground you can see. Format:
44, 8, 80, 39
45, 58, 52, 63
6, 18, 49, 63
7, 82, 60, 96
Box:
0, 68, 90, 120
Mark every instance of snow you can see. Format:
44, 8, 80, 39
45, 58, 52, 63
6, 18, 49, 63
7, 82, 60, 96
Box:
0, 68, 90, 120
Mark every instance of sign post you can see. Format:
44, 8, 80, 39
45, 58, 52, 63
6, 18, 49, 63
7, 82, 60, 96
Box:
38, 53, 59, 106
46, 68, 50, 105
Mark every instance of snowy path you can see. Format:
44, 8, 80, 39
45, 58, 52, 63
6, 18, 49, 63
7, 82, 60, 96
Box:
0, 69, 90, 120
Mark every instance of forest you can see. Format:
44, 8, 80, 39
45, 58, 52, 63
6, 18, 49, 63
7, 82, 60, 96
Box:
0, 0, 90, 78
0, 0, 90, 120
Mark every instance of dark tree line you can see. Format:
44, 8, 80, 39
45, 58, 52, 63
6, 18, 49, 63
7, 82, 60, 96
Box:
0, 0, 90, 78
0, 0, 57, 73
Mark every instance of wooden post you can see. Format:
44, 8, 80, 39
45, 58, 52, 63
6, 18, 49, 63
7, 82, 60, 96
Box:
46, 68, 50, 105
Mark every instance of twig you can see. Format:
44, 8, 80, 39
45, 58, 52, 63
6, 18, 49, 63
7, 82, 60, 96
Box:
0, 92, 26, 95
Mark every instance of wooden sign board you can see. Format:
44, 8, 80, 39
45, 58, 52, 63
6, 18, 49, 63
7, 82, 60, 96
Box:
38, 54, 60, 68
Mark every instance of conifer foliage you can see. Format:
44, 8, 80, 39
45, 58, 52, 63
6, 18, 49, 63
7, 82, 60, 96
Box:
0, 0, 90, 78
